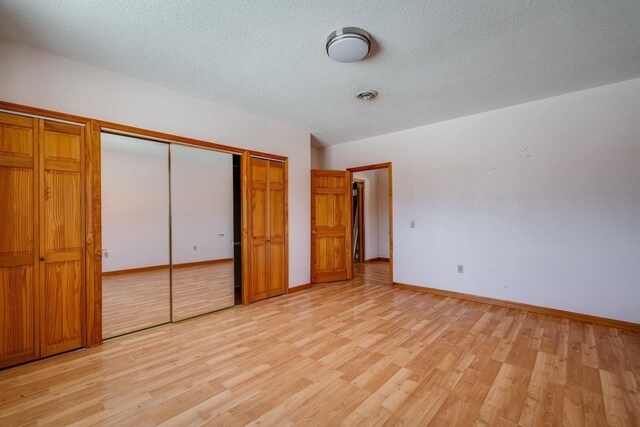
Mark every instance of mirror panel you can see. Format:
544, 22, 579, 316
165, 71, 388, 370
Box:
101, 133, 171, 339
170, 145, 235, 321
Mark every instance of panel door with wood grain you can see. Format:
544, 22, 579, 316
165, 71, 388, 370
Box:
0, 112, 39, 369
267, 161, 286, 298
249, 158, 268, 302
39, 120, 85, 357
311, 170, 352, 283
249, 157, 286, 302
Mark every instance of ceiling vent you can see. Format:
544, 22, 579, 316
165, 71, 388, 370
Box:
356, 90, 378, 100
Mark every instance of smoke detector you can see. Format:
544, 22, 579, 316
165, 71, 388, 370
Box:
326, 27, 371, 63
356, 90, 378, 100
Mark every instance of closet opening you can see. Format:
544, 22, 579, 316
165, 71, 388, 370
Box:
233, 154, 242, 305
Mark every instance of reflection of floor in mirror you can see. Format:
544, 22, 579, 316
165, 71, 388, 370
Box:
102, 261, 234, 339
102, 267, 171, 339
172, 261, 235, 321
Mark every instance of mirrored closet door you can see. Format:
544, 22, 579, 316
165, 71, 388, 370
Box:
101, 134, 171, 339
170, 145, 236, 321
101, 134, 239, 339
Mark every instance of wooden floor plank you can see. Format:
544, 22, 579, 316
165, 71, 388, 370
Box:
1, 261, 639, 426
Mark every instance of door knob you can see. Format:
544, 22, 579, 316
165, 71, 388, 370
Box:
312, 231, 317, 234
39, 256, 45, 261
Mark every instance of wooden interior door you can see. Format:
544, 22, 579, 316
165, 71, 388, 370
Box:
311, 170, 352, 283
249, 157, 286, 302
0, 112, 38, 369
267, 161, 286, 297
39, 120, 85, 357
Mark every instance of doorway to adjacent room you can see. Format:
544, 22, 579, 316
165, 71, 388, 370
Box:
349, 163, 393, 285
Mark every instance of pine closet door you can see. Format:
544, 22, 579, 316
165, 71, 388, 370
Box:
39, 120, 85, 357
266, 160, 285, 298
249, 157, 286, 302
0, 112, 38, 369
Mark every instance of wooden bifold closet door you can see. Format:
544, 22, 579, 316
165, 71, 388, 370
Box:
0, 112, 38, 368
0, 112, 85, 369
248, 157, 286, 302
39, 120, 85, 357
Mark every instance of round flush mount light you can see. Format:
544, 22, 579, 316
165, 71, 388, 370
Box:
326, 27, 371, 63
356, 90, 378, 100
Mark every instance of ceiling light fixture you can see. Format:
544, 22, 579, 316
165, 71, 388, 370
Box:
326, 27, 371, 63
356, 90, 378, 100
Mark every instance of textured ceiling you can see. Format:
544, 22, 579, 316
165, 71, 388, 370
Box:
1, 1, 639, 146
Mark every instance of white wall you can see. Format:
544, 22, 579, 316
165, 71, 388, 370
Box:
101, 134, 170, 272
324, 78, 640, 323
311, 146, 322, 169
0, 37, 310, 286
170, 144, 234, 264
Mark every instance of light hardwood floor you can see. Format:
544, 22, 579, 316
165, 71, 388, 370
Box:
1, 262, 639, 425
102, 262, 235, 338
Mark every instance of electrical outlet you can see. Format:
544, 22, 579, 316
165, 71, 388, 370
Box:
410, 219, 415, 228
457, 265, 463, 274
102, 250, 109, 259
193, 245, 198, 251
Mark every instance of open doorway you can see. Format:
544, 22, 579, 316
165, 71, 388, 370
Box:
348, 163, 393, 285
353, 179, 365, 263
310, 163, 392, 285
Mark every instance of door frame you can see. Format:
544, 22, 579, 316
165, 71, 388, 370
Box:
347, 162, 393, 285
352, 178, 365, 263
